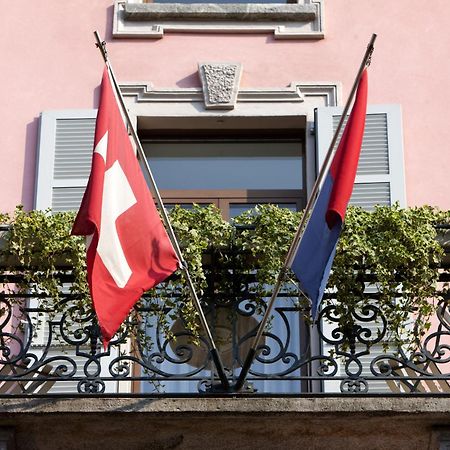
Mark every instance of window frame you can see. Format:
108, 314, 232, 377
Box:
161, 189, 305, 220
142, 133, 306, 219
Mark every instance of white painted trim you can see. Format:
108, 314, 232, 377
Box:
376, 104, 406, 208
120, 83, 306, 103
119, 82, 338, 106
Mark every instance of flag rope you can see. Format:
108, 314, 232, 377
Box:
93, 31, 230, 391
234, 33, 377, 392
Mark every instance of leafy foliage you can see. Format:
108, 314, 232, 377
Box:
159, 204, 234, 338
0, 204, 447, 351
0, 206, 88, 306
331, 204, 445, 349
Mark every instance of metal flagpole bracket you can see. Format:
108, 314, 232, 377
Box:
94, 35, 108, 61
92, 30, 230, 391
365, 33, 376, 67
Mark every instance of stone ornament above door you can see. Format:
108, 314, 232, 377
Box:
198, 62, 242, 110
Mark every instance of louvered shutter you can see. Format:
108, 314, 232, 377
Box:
315, 105, 406, 393
35, 110, 97, 211
315, 104, 406, 208
33, 110, 124, 393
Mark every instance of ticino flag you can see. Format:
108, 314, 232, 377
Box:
72, 68, 179, 346
290, 69, 368, 318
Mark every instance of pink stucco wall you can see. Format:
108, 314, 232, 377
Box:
1, 1, 449, 211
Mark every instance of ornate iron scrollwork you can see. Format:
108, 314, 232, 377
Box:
0, 259, 449, 395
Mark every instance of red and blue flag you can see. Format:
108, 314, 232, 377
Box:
290, 70, 368, 318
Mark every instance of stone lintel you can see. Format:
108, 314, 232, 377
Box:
124, 2, 317, 22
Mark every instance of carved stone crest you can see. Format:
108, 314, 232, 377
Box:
198, 62, 242, 110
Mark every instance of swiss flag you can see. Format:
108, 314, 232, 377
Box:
72, 68, 179, 347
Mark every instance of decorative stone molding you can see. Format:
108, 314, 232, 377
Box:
119, 82, 339, 107
113, 0, 324, 40
198, 62, 242, 110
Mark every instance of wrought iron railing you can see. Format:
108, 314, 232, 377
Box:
0, 255, 449, 396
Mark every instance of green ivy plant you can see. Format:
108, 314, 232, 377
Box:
232, 205, 303, 310
155, 204, 234, 339
0, 207, 90, 341
0, 204, 447, 352
0, 206, 88, 304
330, 204, 447, 350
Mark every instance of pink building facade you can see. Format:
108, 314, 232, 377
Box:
1, 0, 449, 215
2, 4, 450, 448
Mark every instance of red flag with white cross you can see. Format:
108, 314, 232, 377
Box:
72, 68, 179, 347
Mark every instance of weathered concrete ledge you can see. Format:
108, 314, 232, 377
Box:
1, 396, 450, 415
124, 2, 317, 22
2, 397, 450, 449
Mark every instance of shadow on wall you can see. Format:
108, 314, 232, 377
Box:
22, 117, 39, 210
104, 5, 114, 41
177, 72, 201, 89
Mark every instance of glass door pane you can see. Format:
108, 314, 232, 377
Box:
144, 141, 303, 191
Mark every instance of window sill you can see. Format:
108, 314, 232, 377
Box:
113, 0, 324, 39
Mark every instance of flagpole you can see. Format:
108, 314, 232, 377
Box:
93, 31, 230, 391
234, 33, 377, 392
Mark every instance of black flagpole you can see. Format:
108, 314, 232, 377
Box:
234, 33, 377, 392
93, 31, 230, 391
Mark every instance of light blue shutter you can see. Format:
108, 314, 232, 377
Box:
316, 105, 406, 393
315, 104, 406, 208
33, 110, 122, 393
35, 110, 97, 211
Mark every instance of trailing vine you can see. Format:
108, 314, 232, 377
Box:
330, 204, 447, 349
0, 206, 88, 305
0, 203, 448, 351
157, 204, 234, 339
